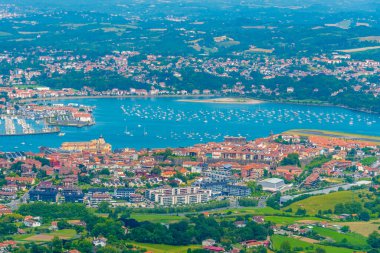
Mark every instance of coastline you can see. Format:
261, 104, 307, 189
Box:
177, 97, 264, 104
18, 94, 216, 103
16, 94, 378, 114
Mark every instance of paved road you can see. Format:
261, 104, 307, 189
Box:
8, 185, 34, 210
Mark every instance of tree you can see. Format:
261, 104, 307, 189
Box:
266, 192, 281, 210
99, 168, 110, 175
97, 202, 111, 213
368, 231, 380, 248
57, 220, 71, 230
97, 246, 119, 253
71, 239, 93, 253
0, 221, 17, 235
151, 167, 162, 176
359, 210, 370, 221
279, 241, 291, 253
295, 208, 307, 216
10, 161, 24, 175
51, 236, 63, 253
315, 248, 326, 253
280, 153, 300, 167
254, 246, 267, 253
341, 226, 350, 233
30, 243, 49, 253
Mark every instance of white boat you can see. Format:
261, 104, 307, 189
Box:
125, 126, 131, 135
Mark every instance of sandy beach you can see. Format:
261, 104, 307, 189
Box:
177, 97, 264, 104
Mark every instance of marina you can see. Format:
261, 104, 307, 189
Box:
0, 116, 60, 137
0, 97, 379, 151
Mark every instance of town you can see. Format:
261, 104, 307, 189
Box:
0, 133, 379, 253
0, 51, 379, 104
0, 1, 380, 253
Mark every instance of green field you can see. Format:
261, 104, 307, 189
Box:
14, 229, 77, 242
283, 129, 380, 144
337, 46, 380, 53
211, 206, 284, 216
130, 242, 201, 253
285, 191, 363, 215
264, 216, 326, 225
271, 235, 354, 253
131, 213, 187, 223
313, 227, 369, 249
333, 220, 380, 236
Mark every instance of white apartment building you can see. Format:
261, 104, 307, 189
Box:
146, 186, 212, 206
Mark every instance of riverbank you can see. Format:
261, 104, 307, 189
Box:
177, 97, 264, 104
283, 129, 380, 144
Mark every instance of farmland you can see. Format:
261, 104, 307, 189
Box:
14, 229, 77, 242
337, 46, 380, 53
284, 191, 364, 215
271, 235, 354, 253
333, 220, 380, 236
313, 227, 369, 249
131, 213, 187, 223
129, 242, 201, 253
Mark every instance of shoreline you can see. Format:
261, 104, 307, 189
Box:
16, 94, 379, 114
177, 97, 264, 104
18, 94, 216, 103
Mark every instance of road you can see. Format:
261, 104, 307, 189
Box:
8, 186, 33, 211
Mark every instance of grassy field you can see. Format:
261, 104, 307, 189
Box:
210, 206, 284, 217
130, 242, 201, 253
246, 47, 274, 53
337, 46, 380, 53
271, 235, 354, 253
334, 220, 380, 236
264, 216, 326, 225
131, 207, 284, 223
15, 229, 77, 242
322, 178, 345, 183
131, 213, 187, 223
313, 227, 369, 248
285, 191, 362, 215
283, 129, 380, 144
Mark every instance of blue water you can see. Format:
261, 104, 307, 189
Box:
1, 97, 379, 152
